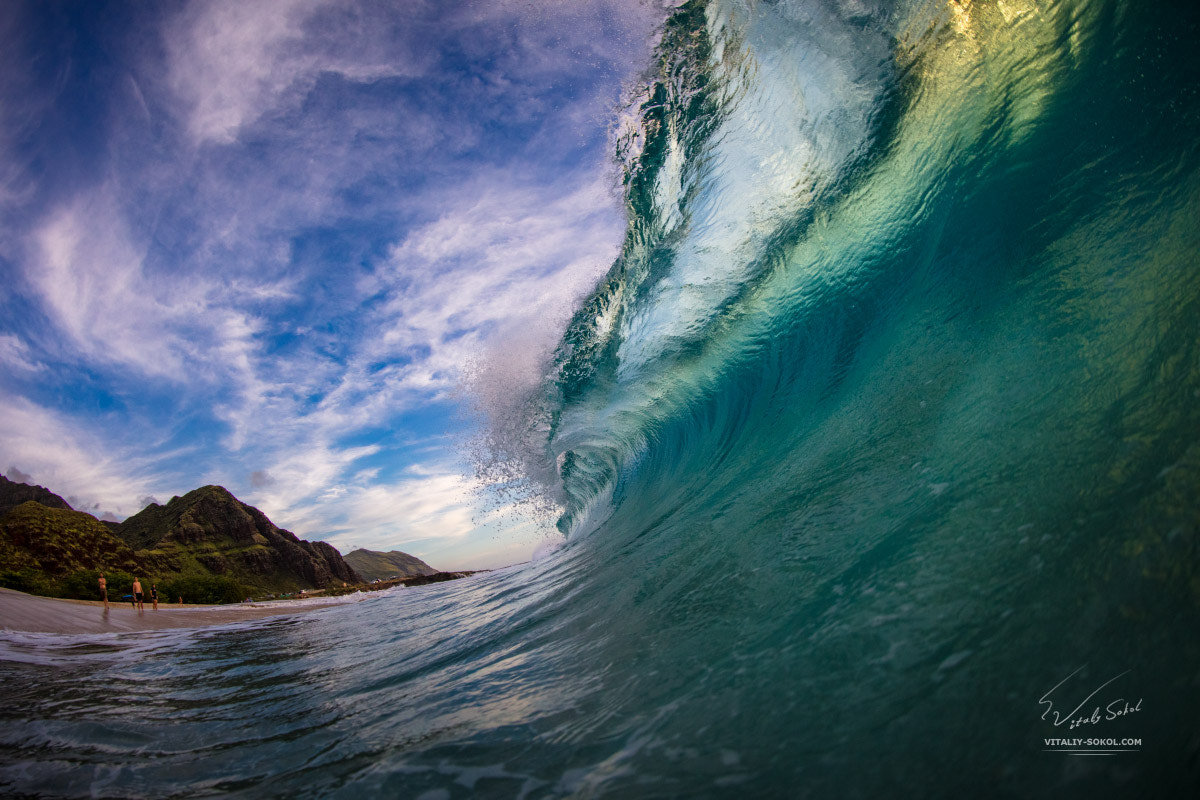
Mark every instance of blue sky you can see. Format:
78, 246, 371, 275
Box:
0, 0, 670, 569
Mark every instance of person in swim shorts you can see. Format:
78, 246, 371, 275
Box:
98, 572, 108, 609
132, 577, 144, 611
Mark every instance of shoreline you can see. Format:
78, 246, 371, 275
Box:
0, 586, 362, 635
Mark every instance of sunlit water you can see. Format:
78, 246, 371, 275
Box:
4, 0, 1199, 796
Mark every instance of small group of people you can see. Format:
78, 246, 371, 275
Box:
97, 573, 159, 611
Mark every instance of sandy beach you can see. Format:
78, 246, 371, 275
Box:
0, 587, 362, 635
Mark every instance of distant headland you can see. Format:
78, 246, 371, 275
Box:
0, 473, 458, 604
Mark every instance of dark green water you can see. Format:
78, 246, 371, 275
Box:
3, 0, 1198, 796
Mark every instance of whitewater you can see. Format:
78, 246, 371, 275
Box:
3, 0, 1198, 796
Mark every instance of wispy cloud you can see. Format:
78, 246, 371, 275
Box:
207, 170, 624, 501
375, 173, 623, 384
0, 334, 43, 374
164, 0, 428, 145
0, 395, 165, 517
0, 0, 669, 567
281, 463, 549, 570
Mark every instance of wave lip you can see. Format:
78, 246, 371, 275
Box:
542, 0, 894, 534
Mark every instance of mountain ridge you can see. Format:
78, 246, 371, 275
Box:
0, 476, 361, 599
115, 485, 361, 592
0, 474, 73, 517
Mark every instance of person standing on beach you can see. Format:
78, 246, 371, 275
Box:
98, 573, 108, 609
132, 577, 144, 612
150, 583, 159, 611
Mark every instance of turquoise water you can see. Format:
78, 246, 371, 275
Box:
4, 0, 1199, 796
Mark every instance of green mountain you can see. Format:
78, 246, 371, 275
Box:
343, 548, 437, 581
0, 479, 362, 601
0, 501, 142, 578
116, 486, 361, 593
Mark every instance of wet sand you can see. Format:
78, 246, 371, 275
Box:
0, 587, 362, 635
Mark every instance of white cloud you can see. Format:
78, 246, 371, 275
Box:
243, 442, 382, 514
336, 470, 477, 540
207, 170, 625, 520
32, 196, 161, 372
275, 463, 552, 570
0, 334, 44, 374
0, 395, 166, 517
131, 0, 652, 467
265, 464, 479, 550
165, 0, 427, 145
377, 172, 624, 385
167, 0, 313, 143
27, 190, 270, 389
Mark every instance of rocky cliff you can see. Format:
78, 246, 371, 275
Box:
0, 474, 72, 517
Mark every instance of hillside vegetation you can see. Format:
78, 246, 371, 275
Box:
0, 478, 361, 603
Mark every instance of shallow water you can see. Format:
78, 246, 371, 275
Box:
4, 0, 1199, 796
